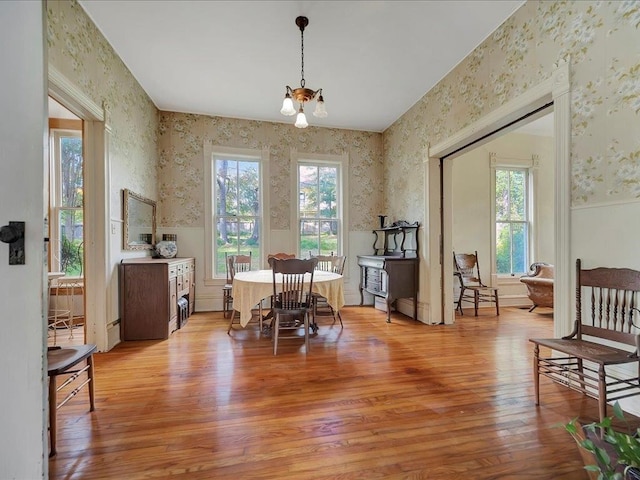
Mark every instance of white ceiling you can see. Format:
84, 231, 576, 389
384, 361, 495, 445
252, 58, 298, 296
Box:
78, 0, 525, 132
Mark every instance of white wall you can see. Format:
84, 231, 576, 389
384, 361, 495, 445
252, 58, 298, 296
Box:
451, 128, 555, 307
0, 1, 47, 477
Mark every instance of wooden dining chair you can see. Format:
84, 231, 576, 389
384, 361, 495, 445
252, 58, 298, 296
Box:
453, 250, 499, 316
310, 254, 346, 328
268, 257, 318, 355
267, 252, 296, 261
225, 253, 255, 333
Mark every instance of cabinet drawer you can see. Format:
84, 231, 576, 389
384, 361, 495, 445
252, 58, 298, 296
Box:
169, 264, 178, 278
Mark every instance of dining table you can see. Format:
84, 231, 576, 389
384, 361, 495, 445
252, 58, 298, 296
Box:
232, 269, 345, 328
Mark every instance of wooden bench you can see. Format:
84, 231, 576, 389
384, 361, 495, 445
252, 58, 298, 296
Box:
529, 259, 640, 421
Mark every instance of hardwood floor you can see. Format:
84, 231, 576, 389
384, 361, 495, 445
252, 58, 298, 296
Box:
48, 306, 638, 479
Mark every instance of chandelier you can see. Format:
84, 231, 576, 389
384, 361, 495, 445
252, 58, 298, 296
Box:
280, 16, 327, 128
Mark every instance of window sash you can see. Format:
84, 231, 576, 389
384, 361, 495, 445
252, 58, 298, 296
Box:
49, 129, 83, 276
297, 162, 341, 257
211, 154, 263, 278
495, 167, 529, 276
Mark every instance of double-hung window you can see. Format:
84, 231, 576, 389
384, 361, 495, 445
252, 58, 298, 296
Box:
49, 129, 84, 277
494, 167, 529, 275
205, 145, 268, 282
292, 152, 348, 258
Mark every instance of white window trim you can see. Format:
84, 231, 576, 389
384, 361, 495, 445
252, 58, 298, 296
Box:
290, 149, 349, 264
489, 152, 539, 284
204, 143, 270, 286
49, 128, 83, 278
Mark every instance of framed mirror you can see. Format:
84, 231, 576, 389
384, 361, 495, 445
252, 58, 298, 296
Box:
123, 189, 156, 251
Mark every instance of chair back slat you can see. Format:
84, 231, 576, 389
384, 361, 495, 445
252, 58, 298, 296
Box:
312, 254, 346, 275
227, 253, 252, 282
268, 257, 318, 311
576, 259, 640, 345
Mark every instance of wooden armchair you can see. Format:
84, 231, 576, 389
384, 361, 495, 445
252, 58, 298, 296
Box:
520, 262, 554, 312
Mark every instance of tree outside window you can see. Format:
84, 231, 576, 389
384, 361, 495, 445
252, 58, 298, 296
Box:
298, 164, 339, 256
214, 157, 261, 275
495, 168, 528, 275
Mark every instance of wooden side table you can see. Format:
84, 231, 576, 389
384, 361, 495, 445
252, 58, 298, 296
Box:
47, 344, 96, 457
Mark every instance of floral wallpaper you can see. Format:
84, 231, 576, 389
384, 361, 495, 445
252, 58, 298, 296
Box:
385, 0, 640, 217
47, 0, 158, 214
157, 113, 384, 230
47, 0, 640, 239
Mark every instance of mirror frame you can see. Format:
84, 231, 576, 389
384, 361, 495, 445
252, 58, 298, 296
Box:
122, 189, 156, 251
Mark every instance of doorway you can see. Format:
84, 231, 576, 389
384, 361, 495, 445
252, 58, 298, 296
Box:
426, 61, 571, 334
448, 111, 555, 318
47, 96, 86, 346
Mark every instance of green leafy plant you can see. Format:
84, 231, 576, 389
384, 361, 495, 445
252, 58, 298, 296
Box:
565, 402, 640, 480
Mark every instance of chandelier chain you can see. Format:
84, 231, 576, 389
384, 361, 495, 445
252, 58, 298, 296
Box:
300, 26, 305, 88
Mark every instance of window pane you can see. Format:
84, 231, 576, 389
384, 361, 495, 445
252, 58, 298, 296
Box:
510, 170, 526, 221
511, 222, 528, 274
216, 159, 238, 215
318, 166, 337, 218
299, 165, 318, 218
59, 209, 83, 276
301, 220, 319, 256
495, 170, 509, 221
215, 218, 261, 275
320, 220, 338, 255
237, 162, 260, 214
496, 222, 511, 274
60, 136, 83, 208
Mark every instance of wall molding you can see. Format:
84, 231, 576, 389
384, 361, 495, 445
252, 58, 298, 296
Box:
48, 65, 103, 121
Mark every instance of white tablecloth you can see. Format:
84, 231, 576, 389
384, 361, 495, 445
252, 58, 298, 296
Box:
232, 270, 345, 327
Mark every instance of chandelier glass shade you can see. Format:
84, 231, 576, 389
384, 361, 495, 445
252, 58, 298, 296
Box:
280, 16, 326, 128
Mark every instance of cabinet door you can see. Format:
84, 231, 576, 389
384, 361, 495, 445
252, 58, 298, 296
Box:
169, 276, 178, 333
121, 264, 169, 340
169, 277, 177, 320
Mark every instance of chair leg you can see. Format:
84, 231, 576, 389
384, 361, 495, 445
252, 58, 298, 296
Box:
336, 310, 343, 327
273, 314, 280, 355
597, 364, 607, 422
226, 309, 237, 334
457, 289, 464, 315
474, 290, 479, 316
494, 288, 500, 316
304, 312, 310, 353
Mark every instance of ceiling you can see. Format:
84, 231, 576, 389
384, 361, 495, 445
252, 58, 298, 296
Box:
78, 1, 525, 133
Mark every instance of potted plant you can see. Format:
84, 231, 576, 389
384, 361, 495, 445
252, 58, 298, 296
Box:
565, 402, 640, 480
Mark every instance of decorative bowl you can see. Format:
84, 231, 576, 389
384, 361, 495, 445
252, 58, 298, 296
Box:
154, 241, 177, 259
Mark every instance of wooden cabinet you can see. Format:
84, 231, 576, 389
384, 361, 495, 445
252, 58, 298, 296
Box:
119, 257, 195, 340
358, 220, 420, 323
358, 255, 419, 323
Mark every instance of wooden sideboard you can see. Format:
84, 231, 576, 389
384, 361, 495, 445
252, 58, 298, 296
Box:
357, 255, 419, 323
119, 257, 195, 340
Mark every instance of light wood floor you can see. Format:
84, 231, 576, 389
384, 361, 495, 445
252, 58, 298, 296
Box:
48, 306, 638, 479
